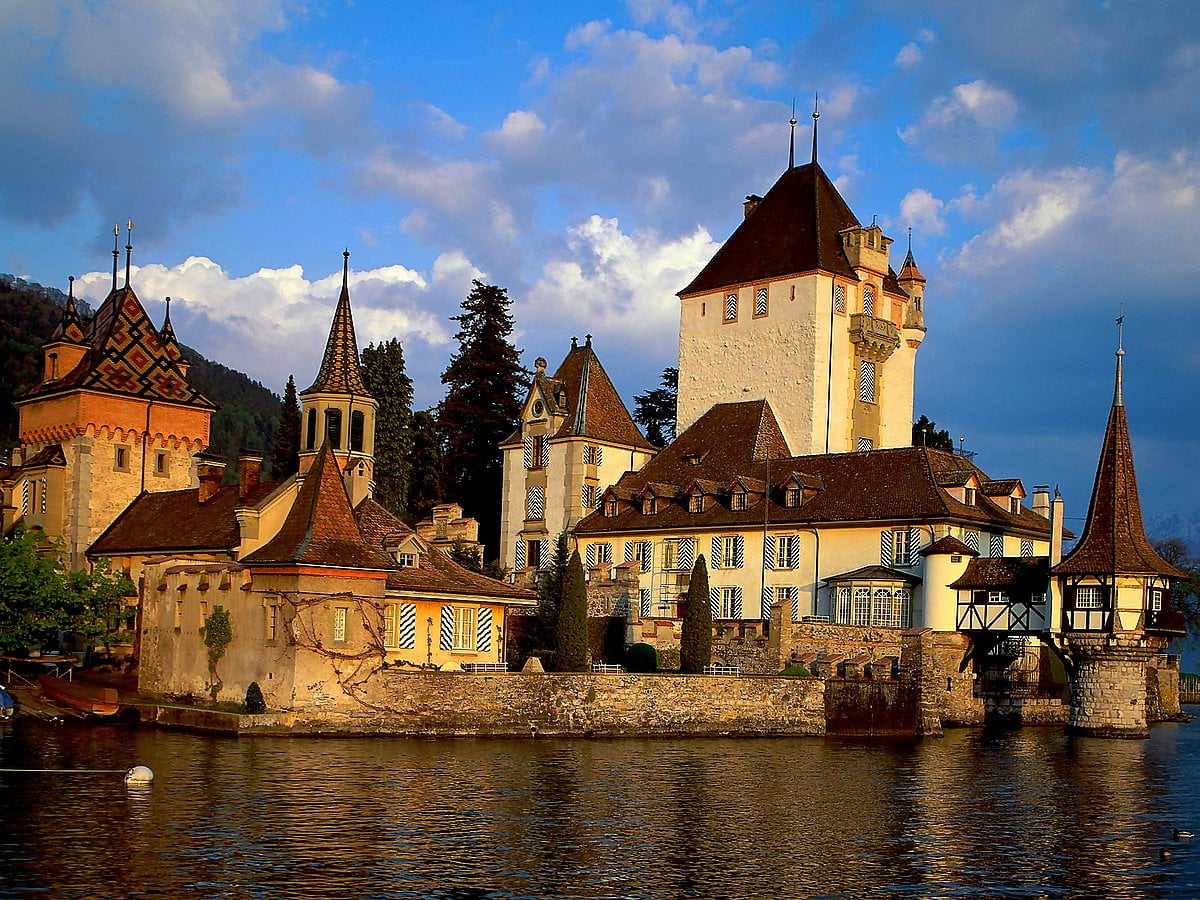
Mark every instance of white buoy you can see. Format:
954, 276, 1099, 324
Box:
125, 765, 154, 784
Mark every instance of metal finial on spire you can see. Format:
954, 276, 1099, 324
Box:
811, 93, 820, 165
342, 248, 350, 289
585, 333, 592, 347
1115, 304, 1126, 407
111, 224, 120, 290
788, 98, 797, 170
908, 226, 913, 253
123, 219, 134, 288
164, 295, 172, 323
68, 274, 75, 306
571, 336, 578, 349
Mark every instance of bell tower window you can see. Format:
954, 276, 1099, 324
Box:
350, 410, 365, 452
325, 408, 342, 450
306, 408, 317, 450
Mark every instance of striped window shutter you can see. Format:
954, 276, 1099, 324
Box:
834, 283, 846, 312
639, 541, 652, 573
1021, 540, 1034, 558
526, 485, 544, 519
755, 287, 768, 315
787, 535, 800, 569
909, 528, 921, 559
538, 539, 549, 570
725, 292, 738, 320
789, 588, 801, 623
477, 608, 493, 653
989, 534, 1004, 557
857, 437, 873, 452
439, 606, 454, 650
764, 535, 776, 570
514, 540, 526, 569
859, 360, 876, 402
881, 530, 894, 566
625, 541, 635, 563
964, 531, 979, 552
540, 435, 550, 467
711, 536, 722, 569
398, 603, 417, 649
732, 587, 743, 619
762, 586, 773, 620
733, 535, 744, 568
679, 537, 695, 570
585, 544, 596, 568
594, 445, 603, 466
523, 437, 533, 469
639, 588, 651, 616
710, 586, 721, 617
863, 285, 874, 316
21, 480, 29, 514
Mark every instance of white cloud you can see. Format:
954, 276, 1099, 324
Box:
895, 43, 922, 67
899, 80, 1017, 159
899, 189, 947, 236
488, 110, 548, 156
626, 0, 706, 40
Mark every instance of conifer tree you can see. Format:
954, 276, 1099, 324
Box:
406, 408, 443, 521
270, 374, 301, 478
361, 338, 414, 517
439, 281, 525, 555
679, 554, 713, 673
538, 534, 569, 648
555, 549, 589, 672
633, 367, 678, 447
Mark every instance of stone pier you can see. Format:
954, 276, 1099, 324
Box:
1062, 633, 1168, 738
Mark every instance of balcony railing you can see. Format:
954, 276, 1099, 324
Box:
1146, 608, 1187, 635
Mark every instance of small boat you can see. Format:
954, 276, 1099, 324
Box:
37, 675, 119, 717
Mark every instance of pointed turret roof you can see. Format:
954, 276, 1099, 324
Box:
159, 297, 184, 364
898, 246, 925, 284
48, 277, 87, 345
1053, 347, 1185, 578
549, 337, 655, 450
679, 162, 905, 297
303, 251, 370, 396
242, 441, 391, 569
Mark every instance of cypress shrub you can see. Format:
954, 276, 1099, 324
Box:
679, 554, 713, 673
555, 550, 589, 672
244, 681, 266, 713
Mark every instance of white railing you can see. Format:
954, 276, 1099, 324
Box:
590, 663, 623, 674
460, 662, 509, 673
703, 665, 741, 676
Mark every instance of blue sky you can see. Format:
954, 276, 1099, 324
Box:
2, 0, 1199, 538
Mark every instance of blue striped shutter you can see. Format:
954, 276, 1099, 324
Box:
764, 535, 776, 570
640, 541, 652, 573
586, 544, 596, 568
732, 587, 743, 619
515, 540, 526, 569
1021, 540, 1034, 558
733, 535, 744, 568
881, 530, 893, 566
787, 535, 801, 569
440, 606, 454, 650
711, 536, 722, 569
762, 586, 773, 620
710, 586, 721, 617
477, 608, 493, 653
523, 437, 532, 469
679, 537, 695, 570
538, 539, 549, 570
398, 603, 416, 649
639, 588, 651, 616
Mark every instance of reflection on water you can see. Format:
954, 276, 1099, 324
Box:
1, 721, 1198, 898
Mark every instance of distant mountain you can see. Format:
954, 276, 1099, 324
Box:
1146, 511, 1200, 559
0, 274, 280, 470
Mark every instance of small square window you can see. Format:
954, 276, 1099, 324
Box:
153, 450, 168, 477
396, 552, 417, 568
114, 446, 131, 472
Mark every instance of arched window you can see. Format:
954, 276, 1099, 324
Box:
350, 410, 365, 452
325, 408, 342, 450
306, 408, 317, 450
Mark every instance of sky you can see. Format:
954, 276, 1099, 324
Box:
2, 0, 1199, 538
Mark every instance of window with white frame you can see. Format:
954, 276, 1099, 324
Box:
1148, 588, 1165, 611
581, 483, 598, 509
871, 588, 893, 627
644, 496, 659, 515
452, 606, 477, 651
853, 587, 871, 626
776, 534, 799, 569
785, 488, 801, 507
332, 607, 348, 643
730, 491, 747, 511
724, 292, 738, 322
964, 487, 977, 506
663, 539, 681, 571
595, 542, 612, 564
894, 589, 912, 628
689, 494, 704, 513
604, 499, 619, 517
719, 535, 742, 568
891, 529, 913, 566
777, 586, 799, 622
836, 586, 852, 624
987, 591, 1009, 604
1010, 497, 1021, 514
1074, 586, 1103, 609
396, 552, 417, 568
265, 605, 278, 642
720, 587, 738, 619
383, 603, 397, 648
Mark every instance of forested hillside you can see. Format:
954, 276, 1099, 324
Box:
0, 275, 280, 466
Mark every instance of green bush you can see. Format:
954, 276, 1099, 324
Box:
625, 642, 658, 673
244, 681, 266, 714
779, 664, 810, 677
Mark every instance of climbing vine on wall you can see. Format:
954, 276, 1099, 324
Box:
202, 605, 233, 700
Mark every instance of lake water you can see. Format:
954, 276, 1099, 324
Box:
2, 719, 1198, 898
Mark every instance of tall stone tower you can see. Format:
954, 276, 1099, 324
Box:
676, 152, 926, 456
9, 239, 214, 567
298, 251, 377, 507
1052, 336, 1186, 736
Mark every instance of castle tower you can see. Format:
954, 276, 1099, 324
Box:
1052, 332, 1186, 736
499, 336, 655, 579
298, 251, 377, 507
10, 233, 214, 567
676, 148, 926, 456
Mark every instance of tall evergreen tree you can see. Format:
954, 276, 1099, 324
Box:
679, 554, 713, 673
538, 534, 570, 649
361, 338, 414, 517
270, 374, 301, 478
633, 367, 678, 447
555, 549, 589, 672
406, 408, 443, 521
439, 281, 525, 555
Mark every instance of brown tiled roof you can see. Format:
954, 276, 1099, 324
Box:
679, 162, 906, 297
920, 535, 978, 557
981, 479, 1022, 496
575, 401, 1056, 537
22, 286, 214, 409
302, 254, 370, 397
1053, 391, 1185, 578
898, 247, 925, 283
951, 556, 1049, 591
242, 442, 391, 569
88, 479, 281, 558
548, 339, 654, 450
824, 565, 922, 585
354, 499, 536, 602
22, 444, 67, 468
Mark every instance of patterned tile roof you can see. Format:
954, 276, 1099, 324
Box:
951, 556, 1049, 591
23, 286, 214, 408
49, 280, 87, 344
302, 252, 370, 397
1052, 370, 1185, 578
354, 498, 536, 602
679, 161, 906, 297
549, 338, 654, 450
241, 441, 392, 569
576, 401, 1057, 537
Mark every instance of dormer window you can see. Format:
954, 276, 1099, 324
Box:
964, 487, 976, 506
645, 497, 659, 515
683, 453, 703, 466
689, 494, 704, 514
1010, 497, 1020, 514
396, 552, 417, 568
730, 491, 747, 511
785, 488, 801, 507
604, 500, 619, 517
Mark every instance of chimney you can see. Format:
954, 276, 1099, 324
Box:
1050, 487, 1064, 566
1032, 485, 1050, 519
238, 452, 264, 499
196, 458, 226, 504
743, 194, 763, 219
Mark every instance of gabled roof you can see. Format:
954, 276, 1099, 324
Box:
242, 441, 391, 569
981, 479, 1023, 497
951, 556, 1049, 591
548, 338, 654, 450
22, 444, 67, 468
1053, 355, 1185, 579
302, 252, 370, 397
824, 565, 923, 585
679, 161, 906, 297
22, 285, 214, 409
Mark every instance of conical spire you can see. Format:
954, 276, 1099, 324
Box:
159, 296, 183, 362
899, 228, 926, 283
1053, 336, 1185, 578
303, 250, 370, 396
50, 275, 87, 344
